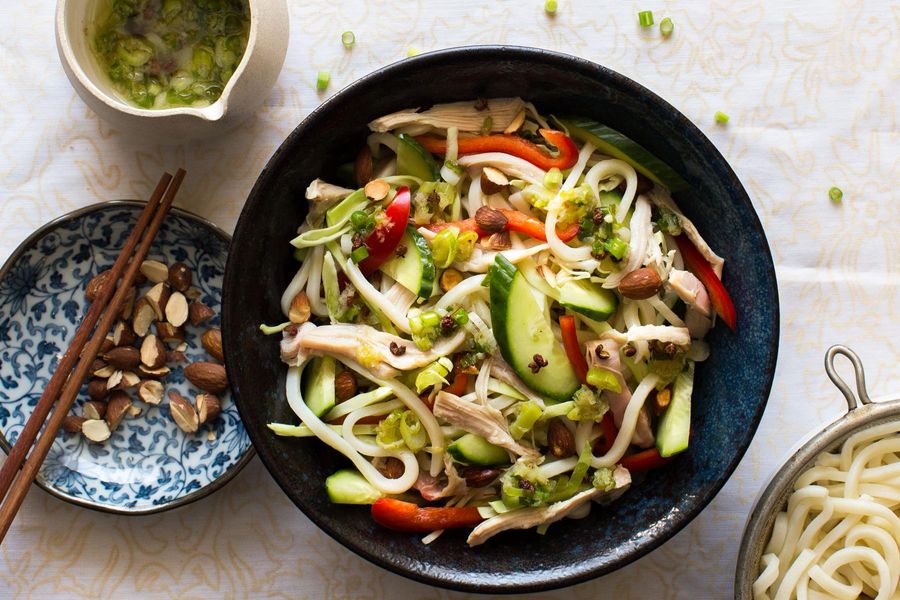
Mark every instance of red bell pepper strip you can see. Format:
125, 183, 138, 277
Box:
674, 235, 736, 330
371, 498, 484, 532
595, 413, 619, 455
415, 129, 579, 171
444, 372, 469, 396
359, 186, 411, 275
619, 448, 676, 473
559, 315, 588, 384
428, 209, 579, 243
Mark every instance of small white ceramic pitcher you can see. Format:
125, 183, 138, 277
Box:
56, 0, 289, 140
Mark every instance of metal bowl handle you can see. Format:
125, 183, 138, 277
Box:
825, 345, 872, 411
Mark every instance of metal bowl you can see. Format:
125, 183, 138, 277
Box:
735, 345, 900, 596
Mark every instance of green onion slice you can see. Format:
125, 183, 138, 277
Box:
714, 111, 730, 124
829, 187, 843, 203
660, 17, 674, 36
341, 31, 355, 48
545, 0, 558, 14
316, 70, 331, 92
638, 10, 654, 27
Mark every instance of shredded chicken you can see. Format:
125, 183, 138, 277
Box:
601, 324, 691, 348
414, 453, 468, 501
452, 244, 549, 273
467, 466, 631, 546
280, 323, 466, 379
368, 98, 525, 134
668, 269, 711, 316
305, 178, 354, 203
586, 339, 654, 448
279, 322, 316, 366
433, 391, 539, 459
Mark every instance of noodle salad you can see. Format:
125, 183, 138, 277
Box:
265, 98, 736, 545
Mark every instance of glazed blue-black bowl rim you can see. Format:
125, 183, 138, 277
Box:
225, 45, 779, 593
0, 199, 256, 516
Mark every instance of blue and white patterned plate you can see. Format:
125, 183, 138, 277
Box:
0, 200, 253, 514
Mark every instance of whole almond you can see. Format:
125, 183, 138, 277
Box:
167, 262, 192, 292
82, 419, 111, 442
354, 146, 373, 187
82, 400, 107, 420
63, 415, 87, 434
137, 380, 164, 405
145, 282, 171, 320
548, 419, 576, 458
460, 466, 502, 488
155, 321, 184, 344
480, 167, 509, 195
376, 457, 404, 479
140, 260, 169, 283
334, 371, 357, 401
196, 394, 221, 424
106, 391, 132, 430
165, 291, 189, 327
474, 206, 508, 233
168, 391, 199, 433
140, 334, 166, 369
87, 378, 110, 402
132, 298, 156, 337
617, 267, 663, 300
188, 301, 215, 326
201, 329, 224, 362
104, 346, 141, 370
184, 362, 228, 394
85, 269, 112, 303
288, 292, 311, 325
485, 230, 511, 251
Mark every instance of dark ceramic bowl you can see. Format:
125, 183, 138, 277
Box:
222, 46, 779, 593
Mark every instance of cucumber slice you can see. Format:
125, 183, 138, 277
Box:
560, 117, 689, 191
326, 469, 383, 504
558, 279, 618, 321
379, 227, 435, 298
303, 356, 336, 417
397, 133, 439, 181
656, 362, 694, 457
489, 255, 580, 402
447, 433, 509, 466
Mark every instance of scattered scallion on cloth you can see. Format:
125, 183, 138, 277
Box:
316, 70, 331, 91
407, 47, 419, 58
341, 31, 355, 48
545, 0, 558, 14
714, 111, 730, 124
829, 187, 843, 203
638, 10, 654, 27
660, 17, 674, 36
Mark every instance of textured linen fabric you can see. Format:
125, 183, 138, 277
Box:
0, 0, 898, 598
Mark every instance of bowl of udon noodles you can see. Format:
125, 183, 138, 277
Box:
736, 345, 900, 599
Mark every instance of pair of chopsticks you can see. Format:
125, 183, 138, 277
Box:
0, 169, 186, 541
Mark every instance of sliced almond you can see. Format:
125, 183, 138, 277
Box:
106, 370, 124, 390
167, 262, 192, 292
184, 362, 228, 394
288, 291, 311, 324
82, 419, 111, 442
145, 282, 171, 321
137, 380, 164, 405
165, 291, 189, 327
196, 394, 221, 424
175, 342, 188, 352
155, 321, 185, 344
106, 391, 132, 430
168, 391, 199, 433
364, 178, 390, 201
63, 415, 87, 434
82, 400, 106, 420
201, 329, 224, 362
104, 346, 140, 370
140, 334, 166, 369
140, 260, 169, 283
188, 301, 215, 327
132, 298, 156, 337
185, 287, 202, 301
480, 167, 509, 195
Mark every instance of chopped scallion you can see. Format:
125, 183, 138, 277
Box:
543, 168, 563, 190
544, 0, 558, 14
341, 31, 355, 48
638, 10, 654, 27
829, 187, 843, 203
660, 17, 673, 36
316, 70, 331, 92
350, 246, 369, 263
714, 111, 730, 124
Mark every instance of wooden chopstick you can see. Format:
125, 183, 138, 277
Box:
0, 169, 186, 542
0, 173, 173, 501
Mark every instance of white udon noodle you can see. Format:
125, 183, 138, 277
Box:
754, 422, 900, 600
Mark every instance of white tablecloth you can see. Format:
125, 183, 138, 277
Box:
1, 0, 898, 597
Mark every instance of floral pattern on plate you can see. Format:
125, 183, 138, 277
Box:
0, 201, 252, 513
